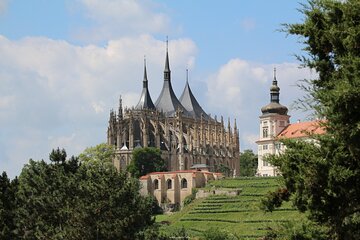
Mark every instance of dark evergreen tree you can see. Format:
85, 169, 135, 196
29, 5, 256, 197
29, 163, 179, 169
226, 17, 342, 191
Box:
0, 172, 18, 240
265, 0, 360, 239
49, 147, 67, 164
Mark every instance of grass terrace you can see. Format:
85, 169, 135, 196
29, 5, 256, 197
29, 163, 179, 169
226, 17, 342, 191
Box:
156, 177, 305, 239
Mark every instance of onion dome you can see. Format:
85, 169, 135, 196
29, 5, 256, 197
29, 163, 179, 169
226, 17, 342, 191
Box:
261, 68, 288, 115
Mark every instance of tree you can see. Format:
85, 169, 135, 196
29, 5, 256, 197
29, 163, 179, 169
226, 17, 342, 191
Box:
0, 172, 18, 240
127, 147, 166, 178
265, 0, 360, 239
239, 149, 258, 177
15, 149, 158, 239
78, 143, 114, 164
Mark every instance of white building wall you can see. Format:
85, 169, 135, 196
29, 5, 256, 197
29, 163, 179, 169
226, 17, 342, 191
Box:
257, 115, 289, 176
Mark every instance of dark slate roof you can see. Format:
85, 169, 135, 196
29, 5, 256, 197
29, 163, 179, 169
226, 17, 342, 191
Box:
261, 102, 288, 115
155, 80, 188, 117
135, 61, 155, 110
179, 76, 210, 120
155, 48, 189, 117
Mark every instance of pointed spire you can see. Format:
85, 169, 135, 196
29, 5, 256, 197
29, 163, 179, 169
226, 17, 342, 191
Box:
179, 68, 210, 120
270, 67, 280, 103
135, 57, 155, 110
234, 118, 237, 130
143, 56, 148, 88
155, 37, 188, 117
261, 68, 288, 115
228, 117, 231, 130
118, 95, 123, 119
164, 36, 170, 80
273, 67, 278, 85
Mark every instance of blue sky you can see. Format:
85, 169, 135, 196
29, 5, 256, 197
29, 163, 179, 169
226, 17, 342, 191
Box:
0, 0, 314, 178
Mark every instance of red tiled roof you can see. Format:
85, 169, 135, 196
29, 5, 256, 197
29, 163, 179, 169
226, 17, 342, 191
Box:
139, 170, 222, 179
277, 120, 326, 139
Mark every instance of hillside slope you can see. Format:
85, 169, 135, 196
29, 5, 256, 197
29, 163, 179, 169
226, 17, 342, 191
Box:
156, 177, 305, 239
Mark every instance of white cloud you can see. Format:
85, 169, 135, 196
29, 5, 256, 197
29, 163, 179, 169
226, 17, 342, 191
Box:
72, 0, 171, 42
0, 34, 196, 177
206, 58, 315, 151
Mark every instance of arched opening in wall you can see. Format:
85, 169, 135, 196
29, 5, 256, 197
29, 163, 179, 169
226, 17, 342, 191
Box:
184, 157, 189, 170
167, 179, 172, 189
153, 179, 159, 190
206, 158, 210, 166
181, 178, 188, 189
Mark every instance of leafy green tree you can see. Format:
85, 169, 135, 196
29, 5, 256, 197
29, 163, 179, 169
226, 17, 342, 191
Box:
15, 149, 157, 239
265, 0, 360, 239
0, 172, 18, 240
239, 149, 258, 176
78, 143, 114, 164
217, 164, 231, 177
127, 147, 166, 178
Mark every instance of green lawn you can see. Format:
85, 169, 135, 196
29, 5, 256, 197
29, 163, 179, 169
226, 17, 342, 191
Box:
156, 177, 305, 239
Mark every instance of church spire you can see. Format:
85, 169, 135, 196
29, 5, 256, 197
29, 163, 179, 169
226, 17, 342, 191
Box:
270, 67, 280, 103
164, 36, 170, 81
135, 57, 155, 110
118, 95, 123, 119
143, 56, 148, 88
261, 68, 288, 115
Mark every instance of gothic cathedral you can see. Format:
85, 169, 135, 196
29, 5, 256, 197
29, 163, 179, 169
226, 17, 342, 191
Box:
107, 43, 240, 176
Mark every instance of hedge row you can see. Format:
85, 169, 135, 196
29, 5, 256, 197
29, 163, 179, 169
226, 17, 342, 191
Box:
180, 218, 290, 224
188, 209, 258, 214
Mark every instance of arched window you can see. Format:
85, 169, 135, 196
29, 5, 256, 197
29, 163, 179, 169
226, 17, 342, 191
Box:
167, 179, 172, 189
153, 179, 159, 190
181, 178, 188, 189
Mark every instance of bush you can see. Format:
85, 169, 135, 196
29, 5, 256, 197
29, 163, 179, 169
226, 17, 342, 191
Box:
183, 188, 198, 206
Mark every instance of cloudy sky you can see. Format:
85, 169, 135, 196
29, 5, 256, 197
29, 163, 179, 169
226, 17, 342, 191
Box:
0, 0, 316, 178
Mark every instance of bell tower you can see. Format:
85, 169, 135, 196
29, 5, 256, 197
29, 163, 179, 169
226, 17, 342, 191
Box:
257, 68, 290, 176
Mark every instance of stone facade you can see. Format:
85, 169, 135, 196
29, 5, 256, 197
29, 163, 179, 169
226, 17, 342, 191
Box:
107, 43, 240, 176
139, 170, 223, 205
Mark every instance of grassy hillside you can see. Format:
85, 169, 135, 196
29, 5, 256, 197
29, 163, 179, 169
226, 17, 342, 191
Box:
156, 177, 305, 239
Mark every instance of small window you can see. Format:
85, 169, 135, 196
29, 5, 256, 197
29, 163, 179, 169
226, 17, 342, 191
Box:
167, 179, 172, 189
275, 143, 281, 150
181, 178, 188, 189
263, 145, 268, 150
279, 121, 285, 127
263, 160, 269, 167
263, 127, 268, 138
154, 179, 159, 190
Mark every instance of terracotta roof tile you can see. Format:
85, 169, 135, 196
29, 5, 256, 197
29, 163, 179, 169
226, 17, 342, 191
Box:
277, 120, 326, 139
